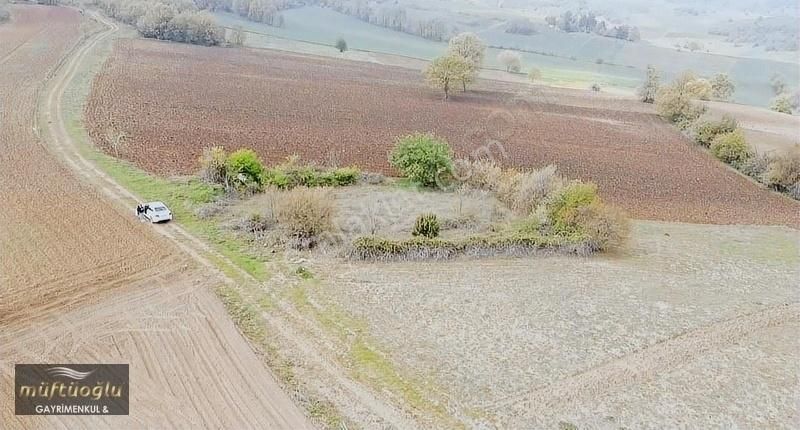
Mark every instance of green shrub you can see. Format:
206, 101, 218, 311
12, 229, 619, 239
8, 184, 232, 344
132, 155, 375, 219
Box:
226, 149, 265, 189
276, 187, 336, 249
412, 214, 440, 238
710, 129, 751, 166
389, 133, 453, 187
539, 181, 628, 251
694, 115, 737, 147
546, 181, 600, 237
322, 167, 360, 186
262, 158, 359, 189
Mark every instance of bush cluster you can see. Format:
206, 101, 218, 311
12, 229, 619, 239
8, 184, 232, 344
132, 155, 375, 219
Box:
453, 159, 629, 252
199, 149, 358, 193
540, 181, 629, 252
710, 129, 751, 166
389, 133, 453, 188
455, 160, 563, 215
262, 157, 359, 189
693, 115, 737, 147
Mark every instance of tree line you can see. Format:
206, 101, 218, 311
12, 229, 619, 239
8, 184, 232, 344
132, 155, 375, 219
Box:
94, 0, 225, 45
321, 0, 449, 41
545, 10, 640, 42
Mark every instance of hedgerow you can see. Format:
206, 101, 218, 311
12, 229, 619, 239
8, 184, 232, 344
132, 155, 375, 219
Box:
348, 233, 588, 261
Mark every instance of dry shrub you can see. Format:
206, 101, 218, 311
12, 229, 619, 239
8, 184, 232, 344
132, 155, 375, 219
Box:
455, 159, 504, 190
573, 202, 630, 252
198, 146, 228, 184
763, 148, 800, 191
738, 152, 772, 180
512, 165, 563, 213
276, 187, 336, 249
456, 159, 565, 215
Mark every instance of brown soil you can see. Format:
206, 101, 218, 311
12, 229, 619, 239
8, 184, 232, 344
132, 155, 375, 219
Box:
85, 39, 799, 226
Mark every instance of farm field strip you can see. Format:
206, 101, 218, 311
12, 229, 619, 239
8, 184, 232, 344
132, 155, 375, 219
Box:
0, 6, 309, 428
86, 39, 799, 226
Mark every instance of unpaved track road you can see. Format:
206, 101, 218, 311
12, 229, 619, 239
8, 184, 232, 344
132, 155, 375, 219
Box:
0, 6, 310, 428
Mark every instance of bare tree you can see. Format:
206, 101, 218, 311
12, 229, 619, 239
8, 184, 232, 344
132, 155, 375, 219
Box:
106, 128, 127, 158
497, 50, 522, 73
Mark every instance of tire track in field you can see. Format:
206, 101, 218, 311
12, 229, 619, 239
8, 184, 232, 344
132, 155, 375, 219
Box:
484, 303, 800, 414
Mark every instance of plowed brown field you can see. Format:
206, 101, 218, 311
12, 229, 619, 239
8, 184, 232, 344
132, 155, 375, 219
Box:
0, 6, 308, 428
86, 40, 799, 226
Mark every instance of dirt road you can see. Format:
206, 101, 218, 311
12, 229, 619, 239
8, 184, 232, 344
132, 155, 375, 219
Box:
0, 6, 310, 428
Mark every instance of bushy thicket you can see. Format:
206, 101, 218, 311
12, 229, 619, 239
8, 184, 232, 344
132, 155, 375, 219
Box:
261, 156, 359, 189
655, 72, 708, 129
95, 0, 224, 46
200, 148, 358, 194
390, 133, 454, 188
710, 129, 751, 166
455, 159, 629, 252
693, 115, 737, 147
276, 186, 335, 249
763, 148, 800, 196
541, 182, 629, 252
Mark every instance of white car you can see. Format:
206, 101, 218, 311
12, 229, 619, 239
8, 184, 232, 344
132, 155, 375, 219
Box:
139, 201, 173, 223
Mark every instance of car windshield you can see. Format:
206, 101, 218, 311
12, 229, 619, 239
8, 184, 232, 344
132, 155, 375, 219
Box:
153, 206, 167, 212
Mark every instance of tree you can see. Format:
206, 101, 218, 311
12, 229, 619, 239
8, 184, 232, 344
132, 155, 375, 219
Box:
335, 37, 348, 53
637, 65, 660, 103
771, 94, 793, 114
447, 32, 485, 91
424, 54, 473, 99
528, 67, 542, 83
711, 73, 735, 101
497, 50, 522, 73
655, 75, 707, 129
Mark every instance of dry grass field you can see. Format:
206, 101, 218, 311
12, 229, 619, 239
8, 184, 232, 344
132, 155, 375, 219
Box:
86, 40, 798, 226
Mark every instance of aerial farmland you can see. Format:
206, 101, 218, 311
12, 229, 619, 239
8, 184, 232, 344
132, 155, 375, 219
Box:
1, 0, 798, 429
